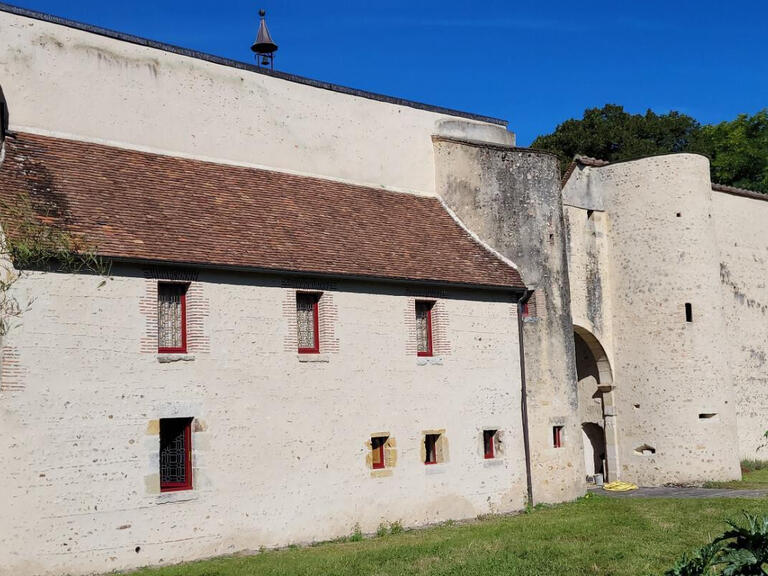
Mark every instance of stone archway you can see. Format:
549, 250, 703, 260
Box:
574, 325, 619, 481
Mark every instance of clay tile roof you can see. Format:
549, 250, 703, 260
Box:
711, 183, 768, 202
0, 132, 524, 290
561, 155, 611, 187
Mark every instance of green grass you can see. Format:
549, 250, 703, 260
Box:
704, 460, 768, 490
127, 495, 768, 576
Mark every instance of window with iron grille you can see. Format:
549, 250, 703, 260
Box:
371, 436, 387, 470
158, 283, 188, 353
483, 430, 497, 459
415, 300, 434, 357
424, 433, 440, 465
160, 418, 192, 492
296, 292, 320, 353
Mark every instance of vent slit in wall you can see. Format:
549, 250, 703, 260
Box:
634, 444, 656, 455
699, 413, 717, 419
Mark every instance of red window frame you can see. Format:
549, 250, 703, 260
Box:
483, 430, 497, 459
416, 301, 434, 357
521, 302, 530, 319
424, 433, 439, 465
553, 426, 564, 449
371, 436, 386, 470
157, 283, 188, 354
159, 418, 193, 493
296, 292, 320, 354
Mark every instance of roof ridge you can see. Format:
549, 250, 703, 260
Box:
0, 2, 506, 127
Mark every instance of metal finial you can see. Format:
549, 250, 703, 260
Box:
251, 8, 278, 70
259, 9, 266, 17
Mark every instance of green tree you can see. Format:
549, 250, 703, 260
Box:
532, 105, 768, 194
531, 104, 701, 172
690, 110, 768, 194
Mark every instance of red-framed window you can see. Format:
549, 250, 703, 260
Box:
424, 433, 440, 465
160, 418, 193, 492
415, 300, 434, 357
371, 436, 387, 470
296, 292, 320, 353
157, 283, 188, 353
483, 429, 497, 459
521, 302, 530, 319
553, 426, 564, 449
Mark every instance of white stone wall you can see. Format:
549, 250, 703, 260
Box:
564, 154, 743, 486
712, 191, 768, 458
0, 9, 511, 196
0, 265, 527, 576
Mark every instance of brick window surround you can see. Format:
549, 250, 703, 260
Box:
157, 283, 188, 353
159, 418, 193, 492
296, 292, 321, 353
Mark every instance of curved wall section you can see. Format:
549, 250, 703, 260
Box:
597, 154, 740, 485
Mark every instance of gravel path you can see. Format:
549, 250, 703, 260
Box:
591, 486, 768, 499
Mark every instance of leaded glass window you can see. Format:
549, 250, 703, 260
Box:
415, 301, 433, 356
158, 283, 187, 352
160, 418, 192, 492
296, 292, 319, 353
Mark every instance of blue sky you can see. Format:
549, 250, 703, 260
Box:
8, 0, 767, 145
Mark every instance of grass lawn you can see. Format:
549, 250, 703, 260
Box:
128, 494, 768, 576
705, 460, 768, 490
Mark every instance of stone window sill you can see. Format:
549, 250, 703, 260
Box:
417, 356, 443, 366
156, 491, 198, 504
424, 463, 447, 475
157, 354, 196, 363
298, 353, 330, 363
483, 458, 505, 468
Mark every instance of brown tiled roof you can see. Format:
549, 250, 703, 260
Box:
712, 183, 768, 202
0, 132, 524, 290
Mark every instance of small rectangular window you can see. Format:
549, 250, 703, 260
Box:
415, 301, 434, 357
424, 433, 440, 465
685, 303, 693, 323
521, 302, 530, 319
160, 418, 192, 492
371, 436, 387, 469
483, 430, 497, 459
553, 426, 564, 448
158, 283, 188, 353
296, 292, 320, 353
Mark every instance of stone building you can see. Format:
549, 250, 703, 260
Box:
0, 4, 765, 575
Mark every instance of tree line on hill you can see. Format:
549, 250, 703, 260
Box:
531, 105, 768, 194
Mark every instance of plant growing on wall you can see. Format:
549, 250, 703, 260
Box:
0, 191, 110, 336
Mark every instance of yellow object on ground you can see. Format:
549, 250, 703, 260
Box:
603, 481, 638, 492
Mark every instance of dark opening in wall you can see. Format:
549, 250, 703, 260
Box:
424, 433, 440, 464
685, 303, 693, 323
699, 413, 718, 419
159, 417, 193, 492
371, 436, 387, 469
483, 430, 497, 459
634, 444, 656, 455
676, 212, 682, 218
552, 426, 564, 448
587, 210, 594, 221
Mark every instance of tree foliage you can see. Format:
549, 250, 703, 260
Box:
532, 104, 768, 194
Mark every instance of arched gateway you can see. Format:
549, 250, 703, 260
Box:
573, 326, 620, 482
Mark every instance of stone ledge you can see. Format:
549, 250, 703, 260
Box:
156, 491, 198, 504
157, 354, 196, 363
297, 353, 330, 363
417, 356, 444, 366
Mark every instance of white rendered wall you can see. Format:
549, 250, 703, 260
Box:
0, 10, 511, 196
0, 265, 526, 576
712, 191, 768, 458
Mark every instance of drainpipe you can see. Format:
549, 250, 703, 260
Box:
517, 289, 535, 508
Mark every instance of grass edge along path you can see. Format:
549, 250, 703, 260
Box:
126, 494, 768, 576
